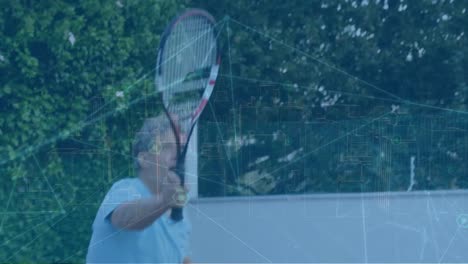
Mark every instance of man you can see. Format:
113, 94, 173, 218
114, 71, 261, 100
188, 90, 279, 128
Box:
86, 115, 192, 263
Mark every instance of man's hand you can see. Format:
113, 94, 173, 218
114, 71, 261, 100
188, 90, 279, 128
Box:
161, 170, 188, 208
183, 256, 191, 264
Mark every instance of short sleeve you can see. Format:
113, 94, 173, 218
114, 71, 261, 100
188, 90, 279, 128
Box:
179, 217, 193, 258
98, 179, 143, 224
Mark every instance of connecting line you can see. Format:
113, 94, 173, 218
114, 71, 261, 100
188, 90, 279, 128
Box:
226, 18, 468, 116
0, 176, 20, 232
227, 18, 241, 178
219, 73, 402, 104
32, 154, 66, 213
400, 100, 468, 116
218, 73, 468, 116
207, 101, 240, 189
187, 203, 273, 263
438, 226, 460, 263
407, 156, 416, 191
360, 184, 369, 264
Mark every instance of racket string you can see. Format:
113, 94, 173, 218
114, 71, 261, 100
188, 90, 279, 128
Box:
159, 15, 218, 136
164, 18, 215, 87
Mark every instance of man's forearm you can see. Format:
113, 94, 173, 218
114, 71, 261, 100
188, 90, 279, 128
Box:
111, 195, 169, 230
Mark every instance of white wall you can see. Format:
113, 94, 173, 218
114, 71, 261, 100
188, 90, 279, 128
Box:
187, 190, 468, 263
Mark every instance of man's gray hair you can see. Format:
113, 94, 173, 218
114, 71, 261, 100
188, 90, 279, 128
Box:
132, 115, 170, 169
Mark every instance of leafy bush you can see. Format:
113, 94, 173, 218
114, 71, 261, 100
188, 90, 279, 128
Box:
0, 0, 183, 262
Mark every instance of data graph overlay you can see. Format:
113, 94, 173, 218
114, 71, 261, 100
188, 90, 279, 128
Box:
199, 112, 468, 196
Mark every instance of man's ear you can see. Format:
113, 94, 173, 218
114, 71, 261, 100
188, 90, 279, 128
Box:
137, 152, 150, 169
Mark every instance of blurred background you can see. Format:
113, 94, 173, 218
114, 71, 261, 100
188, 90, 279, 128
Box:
0, 0, 467, 262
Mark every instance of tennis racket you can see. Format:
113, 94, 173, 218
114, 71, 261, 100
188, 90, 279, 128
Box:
155, 9, 220, 221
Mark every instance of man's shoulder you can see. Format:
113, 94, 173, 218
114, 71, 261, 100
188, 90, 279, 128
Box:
94, 177, 145, 226
111, 177, 138, 187
109, 177, 144, 193
103, 177, 145, 203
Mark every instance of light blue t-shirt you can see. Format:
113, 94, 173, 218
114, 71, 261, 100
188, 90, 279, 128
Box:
86, 177, 191, 263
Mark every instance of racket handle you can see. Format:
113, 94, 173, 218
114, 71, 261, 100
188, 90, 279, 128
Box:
171, 207, 183, 221
170, 161, 185, 222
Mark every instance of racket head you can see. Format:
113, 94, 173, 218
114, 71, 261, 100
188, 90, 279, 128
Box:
155, 8, 220, 155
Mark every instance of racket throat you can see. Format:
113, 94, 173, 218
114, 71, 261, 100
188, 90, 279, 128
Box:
173, 160, 186, 185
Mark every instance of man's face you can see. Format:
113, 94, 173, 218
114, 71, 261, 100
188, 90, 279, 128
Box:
141, 122, 187, 177
151, 129, 178, 171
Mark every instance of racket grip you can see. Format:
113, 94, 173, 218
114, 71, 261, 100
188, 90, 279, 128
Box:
170, 161, 185, 222
171, 207, 183, 221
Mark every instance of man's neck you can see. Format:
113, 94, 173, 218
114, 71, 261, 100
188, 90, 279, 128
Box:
138, 170, 160, 195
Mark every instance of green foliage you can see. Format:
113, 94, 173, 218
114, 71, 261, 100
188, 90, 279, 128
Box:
0, 0, 183, 262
